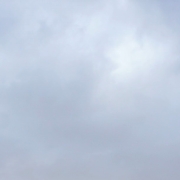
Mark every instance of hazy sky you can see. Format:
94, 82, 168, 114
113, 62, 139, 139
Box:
0, 0, 180, 179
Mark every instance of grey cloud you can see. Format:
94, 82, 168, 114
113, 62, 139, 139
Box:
0, 0, 180, 179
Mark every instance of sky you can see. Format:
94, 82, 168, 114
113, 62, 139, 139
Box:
0, 0, 180, 179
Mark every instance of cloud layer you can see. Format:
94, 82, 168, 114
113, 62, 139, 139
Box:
0, 0, 180, 179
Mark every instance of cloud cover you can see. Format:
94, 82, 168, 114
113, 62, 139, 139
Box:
0, 0, 180, 179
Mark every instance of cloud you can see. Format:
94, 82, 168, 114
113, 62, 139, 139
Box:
0, 0, 180, 179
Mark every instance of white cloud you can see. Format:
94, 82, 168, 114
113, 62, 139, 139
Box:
0, 0, 180, 179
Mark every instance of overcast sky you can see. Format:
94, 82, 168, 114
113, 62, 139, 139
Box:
0, 0, 180, 179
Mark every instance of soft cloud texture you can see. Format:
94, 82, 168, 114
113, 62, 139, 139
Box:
0, 0, 180, 179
